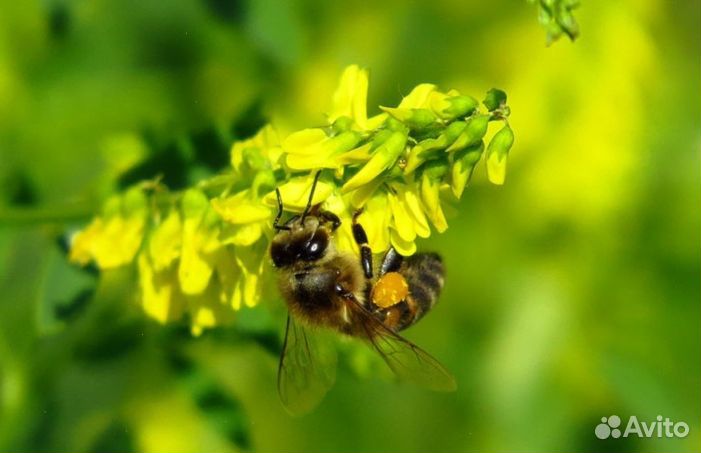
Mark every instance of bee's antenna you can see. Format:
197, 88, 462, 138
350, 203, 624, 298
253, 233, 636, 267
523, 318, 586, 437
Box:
301, 170, 322, 222
273, 188, 290, 231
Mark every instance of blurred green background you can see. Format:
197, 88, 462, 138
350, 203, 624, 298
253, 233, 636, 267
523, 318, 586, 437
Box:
0, 0, 699, 452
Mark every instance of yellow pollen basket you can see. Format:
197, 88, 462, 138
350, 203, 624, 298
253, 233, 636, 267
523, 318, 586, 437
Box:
371, 272, 409, 308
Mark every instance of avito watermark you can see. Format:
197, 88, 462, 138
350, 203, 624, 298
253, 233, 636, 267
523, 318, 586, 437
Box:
595, 415, 689, 439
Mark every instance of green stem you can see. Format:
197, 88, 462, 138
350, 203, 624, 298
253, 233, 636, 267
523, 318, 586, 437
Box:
0, 203, 94, 225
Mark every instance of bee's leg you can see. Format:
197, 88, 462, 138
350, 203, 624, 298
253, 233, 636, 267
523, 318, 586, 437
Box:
379, 247, 403, 276
319, 210, 341, 231
352, 210, 373, 279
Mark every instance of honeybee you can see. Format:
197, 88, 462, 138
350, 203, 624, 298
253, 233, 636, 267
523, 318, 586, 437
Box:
270, 173, 456, 415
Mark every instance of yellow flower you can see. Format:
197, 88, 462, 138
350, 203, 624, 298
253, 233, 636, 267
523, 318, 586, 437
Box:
282, 128, 363, 170
178, 189, 221, 295
230, 124, 283, 174
329, 64, 369, 130
262, 173, 335, 212
420, 165, 450, 233
69, 187, 148, 269
186, 280, 234, 337
137, 252, 185, 324
213, 189, 272, 245
355, 192, 391, 254
148, 210, 182, 271
328, 65, 388, 131
341, 129, 408, 193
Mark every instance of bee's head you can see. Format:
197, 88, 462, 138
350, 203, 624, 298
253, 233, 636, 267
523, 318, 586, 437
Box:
270, 172, 335, 268
270, 216, 331, 268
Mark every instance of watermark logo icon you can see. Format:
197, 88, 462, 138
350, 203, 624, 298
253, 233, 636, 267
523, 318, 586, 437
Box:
595, 415, 689, 439
595, 415, 622, 439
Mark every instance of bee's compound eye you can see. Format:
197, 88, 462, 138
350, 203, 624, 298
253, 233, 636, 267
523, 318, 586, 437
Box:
301, 232, 328, 261
270, 241, 293, 267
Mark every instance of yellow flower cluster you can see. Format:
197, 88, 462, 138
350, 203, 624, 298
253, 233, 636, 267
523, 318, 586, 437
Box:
69, 65, 513, 334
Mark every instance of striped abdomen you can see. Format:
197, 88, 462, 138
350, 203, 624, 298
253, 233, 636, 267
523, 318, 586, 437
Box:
370, 253, 445, 332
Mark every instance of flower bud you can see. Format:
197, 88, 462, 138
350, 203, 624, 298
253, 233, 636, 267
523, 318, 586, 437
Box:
342, 131, 407, 193
284, 129, 362, 170
486, 124, 514, 185
439, 95, 479, 120
483, 88, 507, 112
451, 142, 484, 198
447, 114, 489, 152
380, 107, 438, 130
420, 160, 450, 233
404, 121, 467, 174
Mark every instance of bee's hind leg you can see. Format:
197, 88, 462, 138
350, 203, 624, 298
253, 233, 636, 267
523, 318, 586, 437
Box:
379, 247, 403, 276
351, 210, 373, 279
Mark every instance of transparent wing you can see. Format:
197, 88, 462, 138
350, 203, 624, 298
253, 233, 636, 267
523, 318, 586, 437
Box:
277, 314, 337, 415
347, 297, 457, 392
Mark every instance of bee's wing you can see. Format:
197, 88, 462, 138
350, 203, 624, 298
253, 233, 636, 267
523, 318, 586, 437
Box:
347, 296, 457, 392
277, 314, 337, 415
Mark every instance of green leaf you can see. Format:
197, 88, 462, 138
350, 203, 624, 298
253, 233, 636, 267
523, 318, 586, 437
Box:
37, 243, 97, 335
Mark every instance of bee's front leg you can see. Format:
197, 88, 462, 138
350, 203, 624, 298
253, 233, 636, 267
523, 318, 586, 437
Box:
351, 210, 373, 279
319, 210, 341, 231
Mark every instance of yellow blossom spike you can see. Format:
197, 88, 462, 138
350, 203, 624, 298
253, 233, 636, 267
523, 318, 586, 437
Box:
69, 65, 513, 335
330, 65, 369, 129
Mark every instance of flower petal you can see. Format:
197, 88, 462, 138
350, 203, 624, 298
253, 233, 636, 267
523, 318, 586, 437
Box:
342, 131, 407, 193
357, 193, 391, 253
149, 210, 182, 271
330, 65, 369, 129
397, 83, 437, 109
263, 174, 335, 212
212, 191, 272, 224
388, 191, 416, 242
390, 230, 417, 256
402, 187, 431, 238
138, 253, 185, 324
